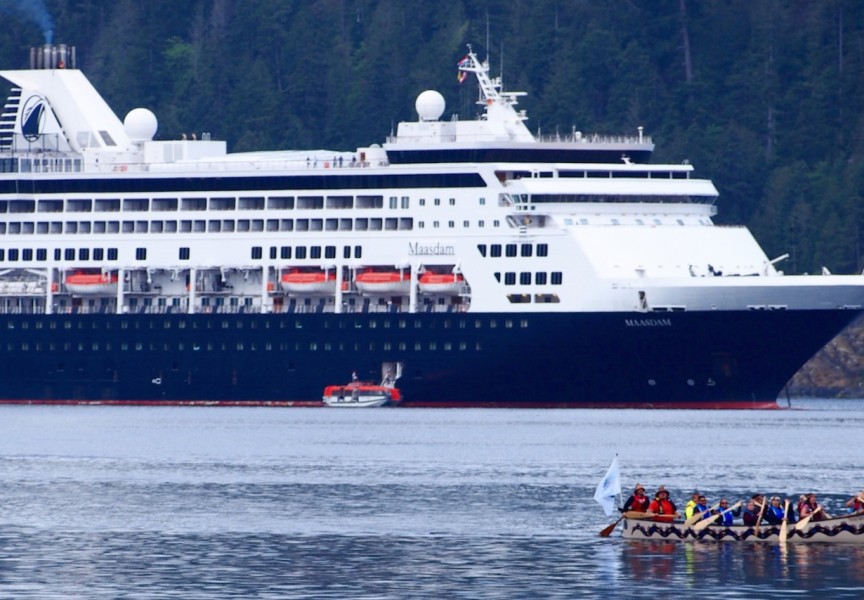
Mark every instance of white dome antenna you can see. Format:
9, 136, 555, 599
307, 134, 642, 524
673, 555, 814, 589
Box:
415, 90, 445, 122
124, 108, 158, 142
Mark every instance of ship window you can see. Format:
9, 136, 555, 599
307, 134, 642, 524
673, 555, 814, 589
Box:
478, 220, 484, 228
281, 246, 291, 259
151, 221, 163, 233
432, 221, 439, 228
310, 246, 321, 259
506, 244, 517, 257
463, 220, 469, 228
490, 244, 502, 257
22, 248, 32, 261
354, 246, 362, 259
537, 244, 548, 257
152, 198, 178, 211
356, 195, 383, 209
418, 222, 424, 229
93, 248, 103, 260
7, 249, 17, 261
343, 246, 351, 259
38, 199, 63, 212
355, 218, 368, 231
294, 219, 307, 231
493, 220, 500, 227
478, 244, 487, 257
653, 219, 661, 225
9, 200, 35, 213
296, 247, 307, 259
297, 196, 323, 209
238, 220, 251, 231
535, 294, 560, 303
325, 246, 336, 259
504, 272, 516, 285
508, 294, 531, 303
309, 219, 322, 231
65, 222, 77, 233
179, 247, 190, 260
211, 197, 236, 211
181, 198, 206, 211
369, 218, 382, 230
399, 218, 413, 230
269, 246, 277, 260
493, 272, 500, 282
76, 222, 89, 233
93, 222, 106, 233
108, 248, 118, 260
36, 248, 46, 261
612, 219, 620, 225
252, 219, 264, 231
434, 198, 441, 206
67, 199, 94, 214
535, 272, 547, 285
636, 219, 645, 226
268, 196, 294, 209
677, 219, 684, 226
401, 196, 409, 208
325, 219, 338, 231
251, 247, 262, 259
37, 222, 48, 233
95, 199, 121, 212
239, 197, 264, 210
79, 248, 89, 261
265, 219, 279, 232
327, 196, 353, 209
520, 272, 531, 285
217, 220, 231, 232
551, 272, 563, 285
521, 244, 532, 257
180, 220, 192, 232
340, 218, 353, 231
122, 221, 134, 233
389, 196, 397, 209
386, 218, 398, 230
420, 199, 426, 206
448, 221, 454, 228
136, 221, 148, 233
64, 248, 74, 260
280, 219, 293, 231
123, 198, 149, 212
136, 248, 147, 260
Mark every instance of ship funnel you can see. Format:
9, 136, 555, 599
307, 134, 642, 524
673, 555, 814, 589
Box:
29, 44, 76, 70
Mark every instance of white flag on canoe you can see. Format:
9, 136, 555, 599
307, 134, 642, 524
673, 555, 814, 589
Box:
594, 456, 622, 516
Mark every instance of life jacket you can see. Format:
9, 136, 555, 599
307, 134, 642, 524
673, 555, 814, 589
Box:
693, 503, 709, 520
649, 499, 676, 522
629, 494, 650, 512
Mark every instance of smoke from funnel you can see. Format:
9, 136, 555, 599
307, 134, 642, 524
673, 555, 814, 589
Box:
1, 0, 55, 44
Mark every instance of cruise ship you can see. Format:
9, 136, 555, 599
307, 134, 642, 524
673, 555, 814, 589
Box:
0, 43, 861, 408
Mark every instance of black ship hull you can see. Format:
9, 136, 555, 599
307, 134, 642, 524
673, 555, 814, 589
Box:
0, 308, 856, 408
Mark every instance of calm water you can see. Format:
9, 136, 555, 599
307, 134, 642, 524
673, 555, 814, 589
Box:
0, 400, 863, 598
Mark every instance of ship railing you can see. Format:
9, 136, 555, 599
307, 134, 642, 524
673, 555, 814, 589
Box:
385, 133, 653, 145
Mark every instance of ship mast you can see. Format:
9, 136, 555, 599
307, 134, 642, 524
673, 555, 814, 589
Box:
458, 44, 527, 123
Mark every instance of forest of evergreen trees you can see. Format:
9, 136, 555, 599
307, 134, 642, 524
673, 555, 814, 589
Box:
1, 0, 864, 277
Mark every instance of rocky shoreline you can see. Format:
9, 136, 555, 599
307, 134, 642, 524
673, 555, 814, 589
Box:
789, 316, 864, 398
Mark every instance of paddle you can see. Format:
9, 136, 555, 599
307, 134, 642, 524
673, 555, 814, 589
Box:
693, 501, 742, 532
795, 505, 822, 530
684, 501, 721, 527
598, 511, 652, 537
779, 499, 790, 544
753, 497, 768, 535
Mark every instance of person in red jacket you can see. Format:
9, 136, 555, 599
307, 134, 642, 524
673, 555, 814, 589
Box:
622, 483, 651, 513
648, 486, 679, 522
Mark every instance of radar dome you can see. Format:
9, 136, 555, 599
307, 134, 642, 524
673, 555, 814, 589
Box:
415, 90, 445, 122
124, 108, 158, 142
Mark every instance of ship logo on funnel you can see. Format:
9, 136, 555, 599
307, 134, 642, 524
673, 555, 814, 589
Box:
21, 96, 47, 142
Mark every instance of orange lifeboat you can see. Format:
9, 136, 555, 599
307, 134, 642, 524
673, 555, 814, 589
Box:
354, 270, 411, 295
418, 272, 465, 294
65, 272, 119, 296
280, 270, 337, 294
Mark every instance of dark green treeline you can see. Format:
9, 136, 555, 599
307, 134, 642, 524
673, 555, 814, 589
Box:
1, 0, 864, 275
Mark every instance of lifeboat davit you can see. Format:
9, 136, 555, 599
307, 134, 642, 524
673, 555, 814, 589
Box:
355, 271, 411, 295
280, 270, 337, 294
65, 272, 119, 296
418, 272, 465, 294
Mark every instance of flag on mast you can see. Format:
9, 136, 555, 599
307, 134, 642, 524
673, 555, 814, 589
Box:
594, 456, 622, 516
